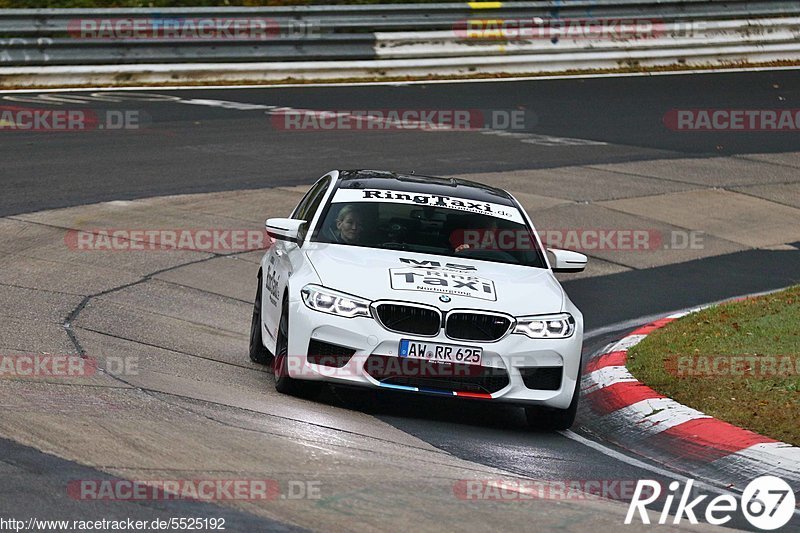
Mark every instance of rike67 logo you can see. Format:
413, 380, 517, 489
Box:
626, 476, 796, 530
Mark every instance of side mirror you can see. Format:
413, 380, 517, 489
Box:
548, 248, 588, 273
265, 218, 306, 245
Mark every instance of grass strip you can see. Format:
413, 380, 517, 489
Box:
627, 285, 800, 446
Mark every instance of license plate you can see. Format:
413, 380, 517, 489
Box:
399, 339, 482, 366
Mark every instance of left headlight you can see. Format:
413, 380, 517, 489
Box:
300, 285, 371, 318
513, 313, 575, 339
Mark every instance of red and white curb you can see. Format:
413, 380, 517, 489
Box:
581, 310, 800, 490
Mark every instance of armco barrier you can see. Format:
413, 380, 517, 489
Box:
0, 1, 799, 86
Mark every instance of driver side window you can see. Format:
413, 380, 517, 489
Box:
291, 176, 331, 242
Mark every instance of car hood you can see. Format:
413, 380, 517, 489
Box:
304, 244, 564, 315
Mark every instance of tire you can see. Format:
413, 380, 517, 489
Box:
248, 274, 273, 365
273, 298, 322, 397
524, 380, 579, 431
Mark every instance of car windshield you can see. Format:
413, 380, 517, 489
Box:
312, 192, 546, 268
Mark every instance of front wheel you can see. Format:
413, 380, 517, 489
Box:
248, 275, 273, 365
524, 380, 579, 431
273, 299, 322, 397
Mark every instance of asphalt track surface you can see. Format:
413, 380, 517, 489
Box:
2, 69, 800, 217
2, 70, 800, 531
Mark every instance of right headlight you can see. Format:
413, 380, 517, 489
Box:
300, 284, 371, 318
513, 313, 575, 339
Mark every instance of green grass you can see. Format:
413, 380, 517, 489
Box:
627, 285, 800, 446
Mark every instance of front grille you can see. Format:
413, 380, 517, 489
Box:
519, 367, 562, 390
446, 312, 512, 341
364, 354, 509, 394
374, 303, 440, 336
307, 339, 355, 368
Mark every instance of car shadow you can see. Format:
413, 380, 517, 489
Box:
312, 384, 534, 431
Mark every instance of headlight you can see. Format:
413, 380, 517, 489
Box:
300, 285, 371, 318
513, 313, 575, 339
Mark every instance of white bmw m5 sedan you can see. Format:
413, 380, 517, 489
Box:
249, 170, 588, 429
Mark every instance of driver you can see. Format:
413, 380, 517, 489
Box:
454, 218, 499, 253
326, 204, 368, 245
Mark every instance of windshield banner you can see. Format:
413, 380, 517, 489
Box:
332, 188, 525, 224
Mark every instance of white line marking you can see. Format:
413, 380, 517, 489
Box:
738, 442, 800, 465
563, 430, 800, 520
666, 310, 693, 319
2, 65, 800, 94
714, 443, 800, 484
559, 429, 744, 497
610, 334, 647, 352
603, 397, 710, 436
479, 129, 607, 146
581, 365, 636, 394
0, 91, 611, 146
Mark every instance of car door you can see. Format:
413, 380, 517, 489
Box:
262, 176, 332, 342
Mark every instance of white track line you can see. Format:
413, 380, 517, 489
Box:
559, 429, 741, 497
563, 429, 800, 521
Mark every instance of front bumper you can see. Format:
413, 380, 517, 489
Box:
285, 299, 582, 409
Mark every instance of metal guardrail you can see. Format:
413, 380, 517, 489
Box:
1, 1, 799, 66
376, 17, 800, 57
0, 1, 799, 86
0, 37, 377, 66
